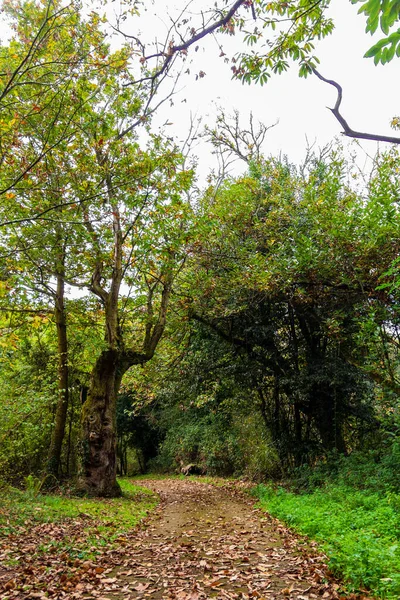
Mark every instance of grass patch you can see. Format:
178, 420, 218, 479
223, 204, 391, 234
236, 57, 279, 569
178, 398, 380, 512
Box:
254, 482, 400, 599
0, 478, 158, 560
130, 472, 181, 481
132, 473, 238, 487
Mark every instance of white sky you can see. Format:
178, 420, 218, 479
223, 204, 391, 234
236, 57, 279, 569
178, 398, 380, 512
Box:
122, 0, 399, 178
1, 0, 398, 176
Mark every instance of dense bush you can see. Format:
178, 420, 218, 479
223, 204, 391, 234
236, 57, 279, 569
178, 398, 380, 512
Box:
149, 407, 241, 475
147, 404, 281, 478
290, 435, 400, 494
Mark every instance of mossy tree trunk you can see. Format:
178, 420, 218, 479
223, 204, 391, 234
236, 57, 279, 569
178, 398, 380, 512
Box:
79, 349, 125, 497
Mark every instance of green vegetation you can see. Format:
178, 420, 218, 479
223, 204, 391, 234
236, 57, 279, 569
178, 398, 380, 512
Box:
0, 479, 157, 559
0, 0, 400, 597
253, 449, 400, 599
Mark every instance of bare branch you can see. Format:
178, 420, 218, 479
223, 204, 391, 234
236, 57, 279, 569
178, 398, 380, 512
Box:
205, 109, 277, 169
0, 306, 53, 313
126, 0, 248, 86
81, 205, 108, 304
313, 69, 400, 145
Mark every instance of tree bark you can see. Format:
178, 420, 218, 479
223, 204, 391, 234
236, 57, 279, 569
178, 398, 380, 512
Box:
313, 69, 400, 145
78, 349, 126, 497
46, 272, 69, 478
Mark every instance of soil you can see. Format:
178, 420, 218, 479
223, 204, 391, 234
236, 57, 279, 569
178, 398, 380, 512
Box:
101, 478, 352, 600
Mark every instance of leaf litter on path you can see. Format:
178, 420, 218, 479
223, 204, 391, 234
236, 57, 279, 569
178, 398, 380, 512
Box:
0, 479, 371, 599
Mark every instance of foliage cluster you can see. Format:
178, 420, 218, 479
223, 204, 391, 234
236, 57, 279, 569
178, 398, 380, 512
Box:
149, 405, 277, 477
234, 0, 400, 85
0, 301, 98, 481
119, 324, 281, 478
168, 148, 400, 470
290, 439, 400, 493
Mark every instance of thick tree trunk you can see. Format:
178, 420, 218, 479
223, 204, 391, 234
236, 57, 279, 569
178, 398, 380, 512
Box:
77, 149, 174, 497
78, 349, 126, 497
47, 273, 69, 478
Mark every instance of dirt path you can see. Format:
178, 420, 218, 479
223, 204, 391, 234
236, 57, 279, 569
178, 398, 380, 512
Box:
1, 478, 356, 600
99, 479, 344, 600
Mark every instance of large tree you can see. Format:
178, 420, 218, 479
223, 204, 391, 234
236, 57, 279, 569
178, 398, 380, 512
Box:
0, 0, 195, 495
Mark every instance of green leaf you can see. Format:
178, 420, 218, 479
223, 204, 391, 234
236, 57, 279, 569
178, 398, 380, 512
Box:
380, 14, 390, 34
364, 38, 388, 56
386, 42, 396, 59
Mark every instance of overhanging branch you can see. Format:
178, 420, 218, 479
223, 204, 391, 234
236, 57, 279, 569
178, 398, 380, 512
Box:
127, 0, 248, 86
313, 69, 400, 145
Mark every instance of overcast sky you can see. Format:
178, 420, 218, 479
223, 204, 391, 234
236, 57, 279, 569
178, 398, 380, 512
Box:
1, 0, 398, 175
122, 0, 399, 178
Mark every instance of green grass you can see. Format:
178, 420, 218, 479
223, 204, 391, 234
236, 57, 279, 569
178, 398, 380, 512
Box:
130, 472, 181, 481
253, 482, 400, 599
0, 478, 158, 560
131, 472, 236, 484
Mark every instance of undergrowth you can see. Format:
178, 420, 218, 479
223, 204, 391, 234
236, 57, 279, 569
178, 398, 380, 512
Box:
253, 448, 400, 600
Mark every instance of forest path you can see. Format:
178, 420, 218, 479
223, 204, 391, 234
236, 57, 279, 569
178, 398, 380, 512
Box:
0, 478, 352, 600
102, 478, 342, 600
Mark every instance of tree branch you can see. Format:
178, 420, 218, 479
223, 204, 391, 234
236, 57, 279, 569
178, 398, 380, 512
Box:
313, 69, 400, 145
128, 0, 247, 86
82, 206, 108, 304
0, 306, 53, 313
